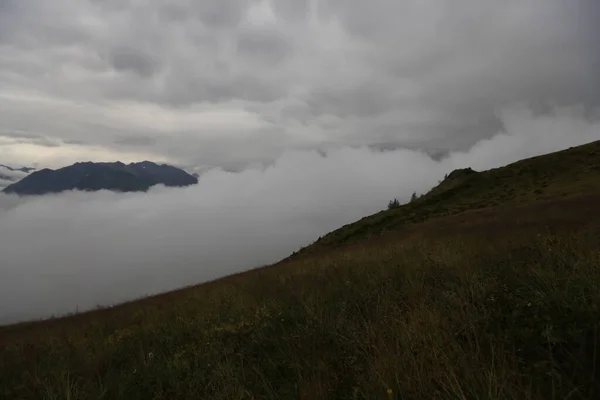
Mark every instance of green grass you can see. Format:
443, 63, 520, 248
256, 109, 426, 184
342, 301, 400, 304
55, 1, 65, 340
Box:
1, 140, 600, 399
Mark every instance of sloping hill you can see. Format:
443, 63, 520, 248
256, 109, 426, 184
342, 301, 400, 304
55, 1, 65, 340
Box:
2, 161, 198, 195
1, 140, 600, 399
291, 140, 600, 257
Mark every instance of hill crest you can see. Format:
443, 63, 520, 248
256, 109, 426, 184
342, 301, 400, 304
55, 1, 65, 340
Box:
290, 140, 600, 258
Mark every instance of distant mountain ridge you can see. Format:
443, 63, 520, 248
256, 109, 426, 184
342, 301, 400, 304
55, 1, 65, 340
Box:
2, 161, 198, 195
0, 164, 35, 190
0, 164, 36, 174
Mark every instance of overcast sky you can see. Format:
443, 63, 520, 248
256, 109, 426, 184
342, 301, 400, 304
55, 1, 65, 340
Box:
0, 0, 598, 171
0, 0, 599, 324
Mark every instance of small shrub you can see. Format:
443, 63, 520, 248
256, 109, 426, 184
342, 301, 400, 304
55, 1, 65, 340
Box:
387, 198, 400, 209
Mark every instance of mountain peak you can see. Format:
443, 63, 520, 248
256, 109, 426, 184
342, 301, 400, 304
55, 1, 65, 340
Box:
2, 161, 198, 196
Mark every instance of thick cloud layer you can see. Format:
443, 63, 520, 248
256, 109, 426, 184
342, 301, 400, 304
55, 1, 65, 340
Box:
0, 165, 29, 190
0, 0, 598, 170
0, 107, 598, 325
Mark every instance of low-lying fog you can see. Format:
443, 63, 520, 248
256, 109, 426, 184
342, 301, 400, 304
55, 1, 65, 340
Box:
0, 106, 598, 325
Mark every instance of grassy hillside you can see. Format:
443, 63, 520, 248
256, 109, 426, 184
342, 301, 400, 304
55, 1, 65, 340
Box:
1, 140, 600, 399
292, 141, 600, 257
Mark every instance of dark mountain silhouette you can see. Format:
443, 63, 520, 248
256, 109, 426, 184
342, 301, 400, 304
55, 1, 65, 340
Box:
2, 161, 198, 195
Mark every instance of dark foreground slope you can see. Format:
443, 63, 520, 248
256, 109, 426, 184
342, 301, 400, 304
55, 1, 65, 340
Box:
2, 161, 198, 195
1, 141, 600, 400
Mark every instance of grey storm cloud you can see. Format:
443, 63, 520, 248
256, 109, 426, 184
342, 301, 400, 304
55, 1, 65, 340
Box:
114, 136, 157, 147
236, 25, 292, 66
108, 47, 161, 78
0, 0, 598, 169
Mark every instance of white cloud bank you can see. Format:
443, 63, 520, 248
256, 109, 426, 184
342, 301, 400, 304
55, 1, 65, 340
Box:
0, 106, 598, 325
0, 165, 30, 191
